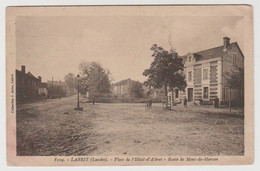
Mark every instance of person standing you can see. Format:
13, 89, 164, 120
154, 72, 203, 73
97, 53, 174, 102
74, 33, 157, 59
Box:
184, 97, 188, 108
214, 97, 219, 108
92, 95, 95, 105
149, 97, 152, 109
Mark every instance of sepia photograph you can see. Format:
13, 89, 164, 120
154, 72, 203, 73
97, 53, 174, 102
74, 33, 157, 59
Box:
6, 5, 254, 166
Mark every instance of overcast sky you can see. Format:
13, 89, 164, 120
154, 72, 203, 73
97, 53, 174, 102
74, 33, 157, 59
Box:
16, 16, 243, 83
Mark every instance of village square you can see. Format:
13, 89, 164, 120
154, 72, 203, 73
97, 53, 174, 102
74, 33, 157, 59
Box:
15, 35, 244, 156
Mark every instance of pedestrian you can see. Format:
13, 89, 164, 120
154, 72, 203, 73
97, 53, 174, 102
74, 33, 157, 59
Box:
184, 97, 188, 108
149, 97, 152, 109
214, 97, 219, 108
92, 95, 95, 105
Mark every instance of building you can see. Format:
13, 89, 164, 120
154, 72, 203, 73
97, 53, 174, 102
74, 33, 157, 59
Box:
46, 80, 66, 90
169, 37, 244, 105
111, 78, 134, 97
46, 80, 67, 98
16, 66, 48, 103
38, 76, 48, 98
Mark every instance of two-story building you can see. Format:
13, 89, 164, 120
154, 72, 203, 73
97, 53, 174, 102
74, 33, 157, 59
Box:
16, 65, 48, 103
169, 37, 244, 105
111, 78, 135, 97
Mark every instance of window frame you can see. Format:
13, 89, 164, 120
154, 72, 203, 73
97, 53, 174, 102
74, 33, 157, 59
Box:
188, 71, 192, 82
188, 56, 192, 62
232, 53, 237, 65
203, 68, 209, 80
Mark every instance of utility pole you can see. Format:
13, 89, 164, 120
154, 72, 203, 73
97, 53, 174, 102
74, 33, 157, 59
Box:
74, 74, 83, 111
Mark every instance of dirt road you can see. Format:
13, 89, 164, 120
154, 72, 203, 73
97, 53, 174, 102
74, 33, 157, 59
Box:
16, 96, 244, 156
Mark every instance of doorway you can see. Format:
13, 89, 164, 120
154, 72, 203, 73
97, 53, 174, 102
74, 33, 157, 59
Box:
188, 88, 193, 102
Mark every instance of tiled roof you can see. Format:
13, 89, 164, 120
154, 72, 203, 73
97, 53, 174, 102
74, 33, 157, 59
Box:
16, 70, 39, 80
183, 42, 241, 62
113, 79, 131, 86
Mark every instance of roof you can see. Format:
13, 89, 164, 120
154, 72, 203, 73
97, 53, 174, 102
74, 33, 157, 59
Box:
26, 72, 38, 79
113, 79, 131, 86
183, 42, 243, 62
39, 82, 48, 88
16, 70, 40, 80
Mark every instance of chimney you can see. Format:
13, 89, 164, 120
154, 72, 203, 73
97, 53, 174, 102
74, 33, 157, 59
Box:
38, 76, 42, 82
21, 65, 25, 74
223, 37, 230, 51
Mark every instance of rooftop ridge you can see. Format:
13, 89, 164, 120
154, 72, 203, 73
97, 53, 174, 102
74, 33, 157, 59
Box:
194, 42, 237, 55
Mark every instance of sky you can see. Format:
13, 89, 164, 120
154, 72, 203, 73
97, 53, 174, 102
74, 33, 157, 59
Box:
16, 16, 243, 83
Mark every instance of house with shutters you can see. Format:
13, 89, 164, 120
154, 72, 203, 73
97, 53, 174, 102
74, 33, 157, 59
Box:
169, 37, 244, 105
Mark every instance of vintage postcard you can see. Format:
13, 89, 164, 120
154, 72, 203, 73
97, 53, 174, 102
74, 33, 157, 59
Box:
6, 5, 254, 166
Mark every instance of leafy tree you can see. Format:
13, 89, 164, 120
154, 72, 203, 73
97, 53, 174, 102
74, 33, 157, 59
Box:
129, 81, 144, 98
64, 73, 77, 95
79, 61, 111, 97
224, 66, 244, 108
224, 66, 244, 89
143, 44, 186, 100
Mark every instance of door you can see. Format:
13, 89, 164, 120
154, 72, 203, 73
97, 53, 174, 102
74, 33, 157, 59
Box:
203, 87, 209, 99
188, 88, 193, 102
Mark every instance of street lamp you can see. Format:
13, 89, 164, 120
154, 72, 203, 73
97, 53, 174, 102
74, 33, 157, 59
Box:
74, 74, 83, 111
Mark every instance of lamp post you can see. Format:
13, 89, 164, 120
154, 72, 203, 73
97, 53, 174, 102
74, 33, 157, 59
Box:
59, 80, 61, 99
74, 74, 83, 111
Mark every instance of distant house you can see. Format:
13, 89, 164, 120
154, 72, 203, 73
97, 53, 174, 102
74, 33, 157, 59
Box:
46, 80, 66, 89
38, 77, 48, 98
111, 78, 134, 97
46, 80, 67, 98
169, 37, 244, 105
16, 66, 48, 103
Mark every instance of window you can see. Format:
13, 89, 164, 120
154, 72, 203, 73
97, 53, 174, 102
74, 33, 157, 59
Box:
188, 56, 192, 62
203, 69, 208, 80
175, 89, 179, 98
203, 87, 209, 99
188, 71, 192, 81
233, 53, 237, 65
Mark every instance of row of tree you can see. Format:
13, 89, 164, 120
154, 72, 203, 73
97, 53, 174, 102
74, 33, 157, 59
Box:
63, 44, 187, 100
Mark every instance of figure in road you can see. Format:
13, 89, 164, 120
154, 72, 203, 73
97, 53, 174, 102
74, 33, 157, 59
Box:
92, 95, 95, 105
214, 97, 219, 108
149, 97, 152, 109
184, 97, 188, 108
145, 97, 152, 109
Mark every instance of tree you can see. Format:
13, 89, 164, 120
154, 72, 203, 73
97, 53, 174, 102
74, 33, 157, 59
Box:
143, 44, 186, 102
224, 66, 244, 110
79, 61, 112, 97
224, 66, 244, 89
48, 85, 66, 98
129, 81, 144, 98
64, 73, 77, 95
